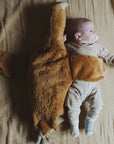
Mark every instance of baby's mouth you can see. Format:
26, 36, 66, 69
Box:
90, 34, 99, 44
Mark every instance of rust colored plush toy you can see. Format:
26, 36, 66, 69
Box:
28, 3, 72, 135
0, 2, 72, 138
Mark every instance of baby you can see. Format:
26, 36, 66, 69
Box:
64, 18, 114, 137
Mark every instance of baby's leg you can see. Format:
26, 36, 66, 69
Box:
85, 84, 103, 136
65, 85, 83, 137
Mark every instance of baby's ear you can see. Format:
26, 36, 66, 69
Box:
74, 32, 82, 41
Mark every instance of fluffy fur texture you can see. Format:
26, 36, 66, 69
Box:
70, 54, 105, 82
0, 4, 72, 136
28, 4, 72, 135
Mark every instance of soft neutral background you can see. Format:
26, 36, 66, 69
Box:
0, 0, 114, 144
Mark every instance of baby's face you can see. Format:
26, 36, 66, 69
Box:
77, 22, 98, 45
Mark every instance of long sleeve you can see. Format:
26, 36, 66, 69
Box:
98, 46, 114, 65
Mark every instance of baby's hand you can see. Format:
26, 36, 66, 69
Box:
63, 34, 67, 42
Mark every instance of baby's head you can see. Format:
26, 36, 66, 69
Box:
65, 18, 98, 45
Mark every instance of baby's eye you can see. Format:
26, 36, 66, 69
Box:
90, 30, 92, 32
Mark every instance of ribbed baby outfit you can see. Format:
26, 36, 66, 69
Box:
65, 42, 114, 137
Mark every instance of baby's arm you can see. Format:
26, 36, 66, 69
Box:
98, 45, 114, 65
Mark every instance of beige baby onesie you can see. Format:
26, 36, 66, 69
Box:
65, 42, 114, 136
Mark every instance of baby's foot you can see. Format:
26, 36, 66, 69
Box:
70, 124, 79, 138
85, 116, 95, 136
59, 2, 69, 10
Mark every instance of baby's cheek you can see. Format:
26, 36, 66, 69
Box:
85, 34, 91, 40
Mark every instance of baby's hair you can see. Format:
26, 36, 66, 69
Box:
64, 18, 91, 42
